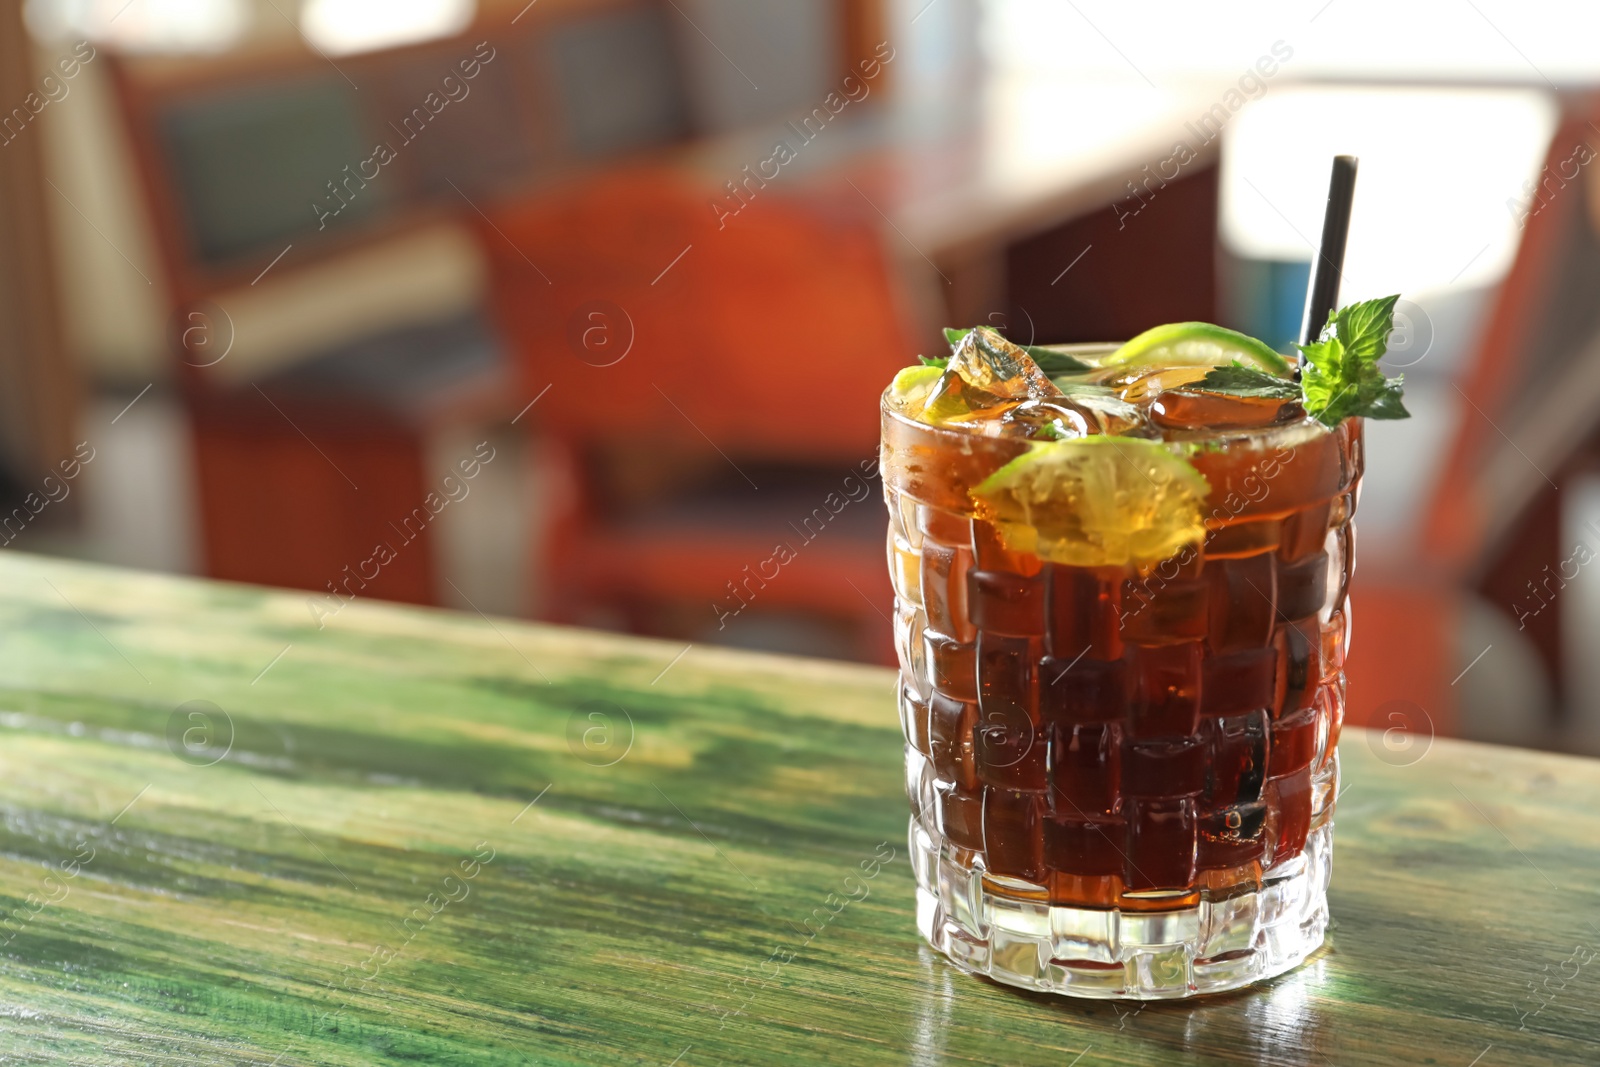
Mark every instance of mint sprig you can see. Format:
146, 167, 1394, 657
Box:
1295, 294, 1410, 426
1187, 297, 1410, 426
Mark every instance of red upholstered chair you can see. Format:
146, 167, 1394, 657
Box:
478, 161, 920, 659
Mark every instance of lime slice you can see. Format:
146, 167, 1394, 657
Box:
971, 438, 1210, 568
890, 364, 944, 414
1104, 323, 1292, 377
892, 364, 943, 396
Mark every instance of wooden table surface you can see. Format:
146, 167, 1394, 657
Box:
0, 554, 1596, 1066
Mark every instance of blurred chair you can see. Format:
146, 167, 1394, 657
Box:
478, 161, 914, 658
1423, 94, 1600, 743
177, 310, 509, 604
0, 6, 79, 507
107, 51, 501, 604
101, 0, 693, 604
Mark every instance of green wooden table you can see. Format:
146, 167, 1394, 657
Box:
0, 554, 1596, 1066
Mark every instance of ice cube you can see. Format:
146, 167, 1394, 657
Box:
1150, 390, 1302, 430
1069, 394, 1147, 436
1049, 381, 1150, 436
921, 371, 1015, 424
1103, 365, 1210, 403
948, 327, 1064, 400
999, 400, 1091, 440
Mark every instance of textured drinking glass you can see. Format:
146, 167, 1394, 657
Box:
882, 345, 1360, 999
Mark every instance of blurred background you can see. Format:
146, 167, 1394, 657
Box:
2, 0, 1597, 753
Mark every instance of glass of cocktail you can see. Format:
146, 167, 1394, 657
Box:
881, 304, 1406, 998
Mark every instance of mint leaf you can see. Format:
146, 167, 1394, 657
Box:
1330, 294, 1400, 362
1022, 345, 1093, 375
1363, 377, 1410, 419
1193, 363, 1301, 400
919, 355, 949, 369
943, 327, 970, 347
1298, 334, 1364, 426
1294, 294, 1409, 426
1050, 380, 1115, 397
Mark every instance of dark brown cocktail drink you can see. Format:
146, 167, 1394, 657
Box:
882, 321, 1383, 998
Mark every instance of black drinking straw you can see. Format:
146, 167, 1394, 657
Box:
1298, 155, 1359, 370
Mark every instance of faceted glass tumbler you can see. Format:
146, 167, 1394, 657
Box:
881, 385, 1360, 999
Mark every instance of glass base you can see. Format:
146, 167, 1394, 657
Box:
910, 819, 1332, 1000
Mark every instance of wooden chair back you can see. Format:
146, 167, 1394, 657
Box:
479, 160, 918, 463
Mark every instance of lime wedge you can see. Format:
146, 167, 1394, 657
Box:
971, 438, 1210, 568
1105, 323, 1292, 377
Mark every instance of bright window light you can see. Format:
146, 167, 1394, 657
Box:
1221, 87, 1557, 297
300, 0, 476, 57
25, 0, 247, 53
983, 0, 1600, 85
